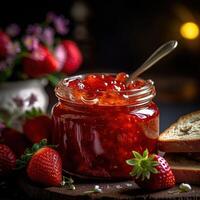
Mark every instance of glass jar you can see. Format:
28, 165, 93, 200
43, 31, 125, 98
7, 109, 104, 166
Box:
52, 74, 159, 179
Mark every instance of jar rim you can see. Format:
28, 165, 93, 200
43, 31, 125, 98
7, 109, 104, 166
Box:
55, 73, 156, 107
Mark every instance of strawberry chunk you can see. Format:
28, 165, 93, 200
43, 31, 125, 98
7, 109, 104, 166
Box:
65, 73, 147, 105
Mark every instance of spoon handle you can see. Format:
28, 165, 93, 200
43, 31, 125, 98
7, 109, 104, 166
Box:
127, 40, 178, 83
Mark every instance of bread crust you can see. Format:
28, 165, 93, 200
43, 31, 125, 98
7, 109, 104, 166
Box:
158, 110, 200, 152
165, 153, 200, 185
158, 139, 200, 152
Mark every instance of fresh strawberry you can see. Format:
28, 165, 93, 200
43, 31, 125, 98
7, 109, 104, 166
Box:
23, 108, 53, 144
18, 139, 62, 186
55, 40, 82, 74
1, 127, 30, 158
126, 149, 175, 191
27, 146, 62, 186
0, 31, 12, 60
22, 44, 59, 78
0, 144, 16, 176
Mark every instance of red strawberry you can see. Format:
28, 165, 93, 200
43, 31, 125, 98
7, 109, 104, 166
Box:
1, 127, 30, 158
126, 149, 175, 191
55, 40, 82, 74
27, 146, 62, 186
23, 44, 59, 78
0, 144, 16, 176
23, 108, 53, 144
17, 139, 62, 186
0, 31, 12, 60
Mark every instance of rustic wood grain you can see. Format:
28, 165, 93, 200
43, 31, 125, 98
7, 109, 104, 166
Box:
17, 176, 200, 200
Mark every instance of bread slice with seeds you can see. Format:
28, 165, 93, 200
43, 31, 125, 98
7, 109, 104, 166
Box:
158, 110, 200, 152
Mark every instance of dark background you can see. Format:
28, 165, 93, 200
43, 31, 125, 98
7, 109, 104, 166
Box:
0, 0, 200, 76
0, 0, 199, 129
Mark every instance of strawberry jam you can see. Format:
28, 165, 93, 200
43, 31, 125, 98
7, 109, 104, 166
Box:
52, 73, 159, 179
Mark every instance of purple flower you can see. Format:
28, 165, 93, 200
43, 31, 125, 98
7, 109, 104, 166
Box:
6, 24, 20, 37
28, 93, 37, 106
46, 12, 70, 35
8, 42, 21, 55
23, 35, 39, 51
26, 24, 42, 36
12, 96, 24, 108
12, 42, 21, 53
40, 27, 55, 46
53, 15, 69, 35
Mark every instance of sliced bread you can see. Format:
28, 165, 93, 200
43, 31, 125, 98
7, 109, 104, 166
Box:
158, 110, 200, 152
164, 153, 200, 185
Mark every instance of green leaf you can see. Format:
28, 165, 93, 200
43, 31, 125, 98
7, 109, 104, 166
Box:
150, 168, 159, 174
40, 138, 48, 146
24, 107, 43, 119
0, 67, 13, 83
134, 166, 140, 175
47, 73, 66, 86
126, 149, 159, 181
126, 159, 135, 166
47, 74, 60, 86
61, 176, 76, 190
135, 170, 142, 179
152, 161, 159, 166
32, 144, 40, 152
132, 151, 142, 159
24, 148, 32, 154
143, 149, 148, 158
146, 171, 151, 179
16, 139, 49, 169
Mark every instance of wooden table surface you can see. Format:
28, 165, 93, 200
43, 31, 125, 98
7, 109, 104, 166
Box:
2, 176, 200, 200
16, 176, 200, 200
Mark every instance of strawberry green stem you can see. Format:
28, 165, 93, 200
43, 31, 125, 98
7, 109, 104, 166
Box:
126, 149, 159, 181
16, 139, 53, 169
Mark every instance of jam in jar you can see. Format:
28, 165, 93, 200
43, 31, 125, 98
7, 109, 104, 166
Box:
52, 73, 159, 179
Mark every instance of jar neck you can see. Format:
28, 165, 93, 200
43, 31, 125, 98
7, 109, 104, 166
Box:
55, 74, 156, 107
121, 80, 156, 107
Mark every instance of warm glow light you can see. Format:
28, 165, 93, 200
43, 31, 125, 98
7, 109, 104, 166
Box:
180, 22, 199, 40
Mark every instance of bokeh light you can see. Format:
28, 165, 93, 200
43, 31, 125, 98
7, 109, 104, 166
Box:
180, 22, 199, 40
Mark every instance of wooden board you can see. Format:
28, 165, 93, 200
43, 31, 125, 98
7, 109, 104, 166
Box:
17, 176, 200, 200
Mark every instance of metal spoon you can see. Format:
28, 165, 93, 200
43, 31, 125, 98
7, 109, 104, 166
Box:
127, 40, 178, 83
